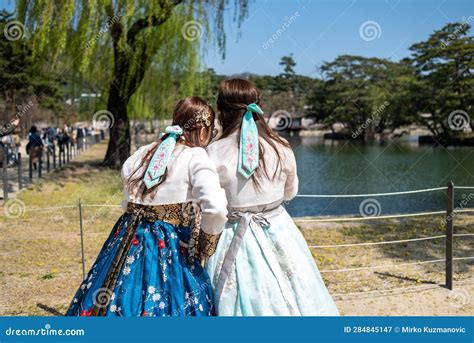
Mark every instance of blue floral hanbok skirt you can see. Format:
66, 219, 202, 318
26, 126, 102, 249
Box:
66, 202, 216, 317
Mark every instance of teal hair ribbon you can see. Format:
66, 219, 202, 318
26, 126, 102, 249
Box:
238, 103, 264, 179
143, 125, 183, 189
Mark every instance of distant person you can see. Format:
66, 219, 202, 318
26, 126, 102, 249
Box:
70, 127, 77, 147
0, 118, 20, 166
57, 128, 69, 157
12, 129, 21, 156
43, 126, 56, 155
1, 133, 13, 146
0, 133, 16, 165
27, 126, 44, 170
76, 126, 86, 150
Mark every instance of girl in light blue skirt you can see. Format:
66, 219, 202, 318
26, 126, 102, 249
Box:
206, 79, 339, 316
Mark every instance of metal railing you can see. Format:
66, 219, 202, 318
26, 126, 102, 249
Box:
1, 130, 108, 200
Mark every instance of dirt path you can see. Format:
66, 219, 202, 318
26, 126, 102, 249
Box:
297, 218, 473, 316
336, 282, 473, 316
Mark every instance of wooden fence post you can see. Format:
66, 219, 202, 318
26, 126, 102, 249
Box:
445, 181, 454, 290
78, 198, 86, 279
17, 153, 22, 190
2, 145, 7, 201
66, 142, 70, 163
46, 149, 50, 172
38, 152, 42, 178
28, 151, 32, 180
52, 145, 56, 169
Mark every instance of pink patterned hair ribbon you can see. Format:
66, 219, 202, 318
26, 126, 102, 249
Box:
238, 103, 264, 179
143, 125, 183, 189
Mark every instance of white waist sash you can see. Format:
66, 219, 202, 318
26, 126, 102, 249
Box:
214, 206, 299, 315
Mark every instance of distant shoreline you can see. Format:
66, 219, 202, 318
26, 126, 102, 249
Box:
283, 127, 474, 146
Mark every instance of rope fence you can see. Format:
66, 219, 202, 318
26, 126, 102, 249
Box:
295, 186, 448, 198
310, 235, 446, 248
297, 210, 446, 222
331, 278, 474, 299
2, 182, 474, 295
319, 257, 474, 273
295, 185, 472, 198
309, 233, 474, 249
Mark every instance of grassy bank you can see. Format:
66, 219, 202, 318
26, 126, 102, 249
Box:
0, 141, 472, 316
0, 141, 123, 316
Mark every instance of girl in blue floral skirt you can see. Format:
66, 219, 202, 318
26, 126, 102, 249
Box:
66, 97, 227, 317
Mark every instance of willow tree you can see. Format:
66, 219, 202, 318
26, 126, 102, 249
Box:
17, 0, 249, 167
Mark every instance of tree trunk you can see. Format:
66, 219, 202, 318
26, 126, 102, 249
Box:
102, 4, 179, 168
103, 73, 131, 168
103, 14, 132, 169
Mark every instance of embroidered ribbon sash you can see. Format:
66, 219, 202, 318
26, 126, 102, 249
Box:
214, 206, 299, 315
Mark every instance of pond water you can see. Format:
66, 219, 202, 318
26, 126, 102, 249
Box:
284, 135, 474, 217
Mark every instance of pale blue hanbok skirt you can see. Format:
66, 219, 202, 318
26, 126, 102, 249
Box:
206, 205, 339, 316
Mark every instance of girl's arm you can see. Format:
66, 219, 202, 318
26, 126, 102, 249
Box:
121, 156, 132, 212
189, 148, 228, 235
283, 149, 299, 201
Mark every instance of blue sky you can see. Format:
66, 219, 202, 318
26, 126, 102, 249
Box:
205, 0, 473, 75
2, 0, 472, 76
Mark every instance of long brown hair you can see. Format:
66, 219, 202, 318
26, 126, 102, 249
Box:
127, 96, 215, 200
216, 78, 290, 190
